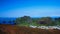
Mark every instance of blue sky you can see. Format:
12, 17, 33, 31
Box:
0, 0, 60, 17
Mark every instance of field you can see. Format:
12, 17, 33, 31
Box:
0, 25, 60, 34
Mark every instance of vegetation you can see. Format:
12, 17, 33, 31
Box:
15, 16, 60, 26
0, 25, 60, 34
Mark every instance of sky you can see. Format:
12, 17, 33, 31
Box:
0, 0, 60, 17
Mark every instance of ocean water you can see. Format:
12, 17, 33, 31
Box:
0, 17, 16, 24
0, 17, 59, 24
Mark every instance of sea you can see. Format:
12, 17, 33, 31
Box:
0, 17, 59, 25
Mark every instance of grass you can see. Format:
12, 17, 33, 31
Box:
17, 22, 49, 27
0, 25, 60, 34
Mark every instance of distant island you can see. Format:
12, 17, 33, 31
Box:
0, 16, 60, 26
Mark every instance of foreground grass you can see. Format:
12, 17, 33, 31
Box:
0, 25, 60, 34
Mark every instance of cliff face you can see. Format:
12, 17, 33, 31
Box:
0, 25, 60, 34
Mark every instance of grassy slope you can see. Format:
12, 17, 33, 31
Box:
0, 25, 60, 34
